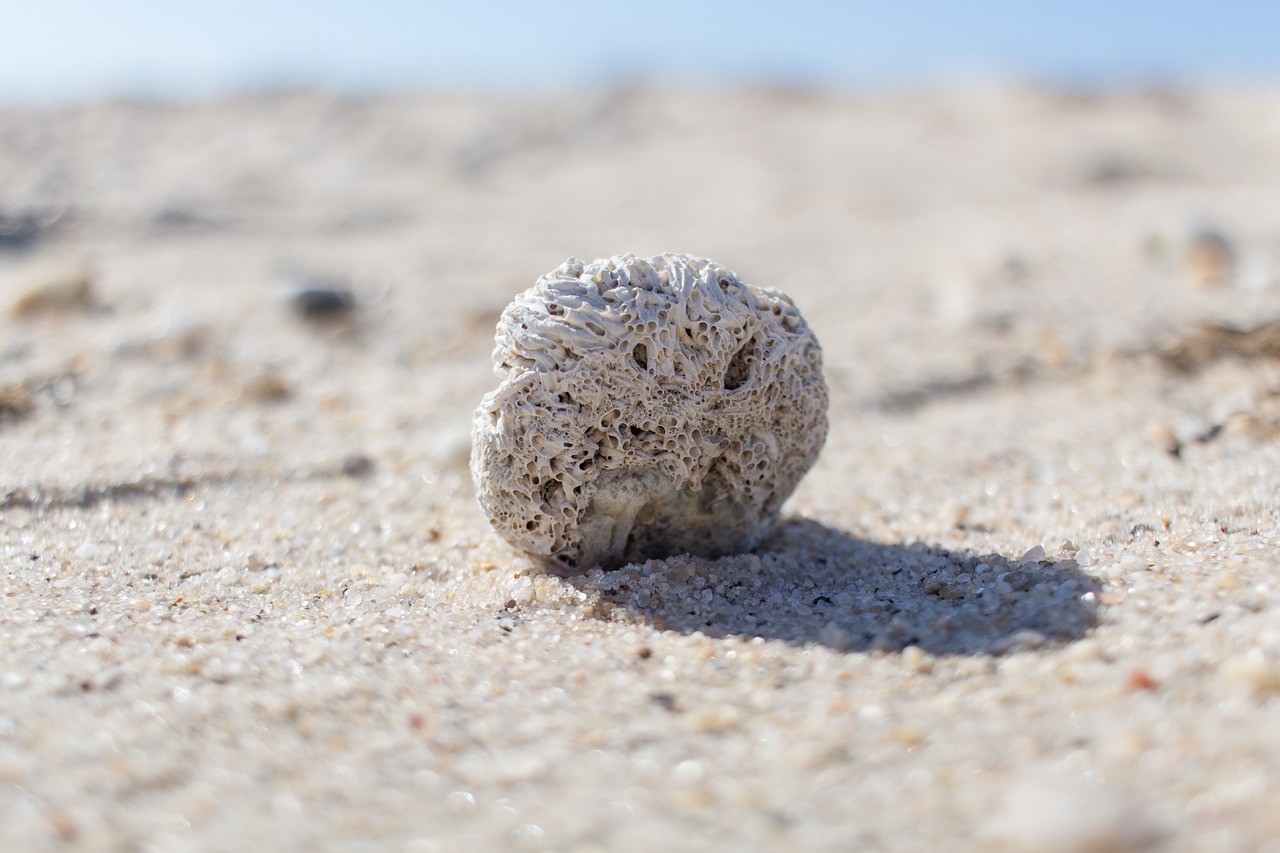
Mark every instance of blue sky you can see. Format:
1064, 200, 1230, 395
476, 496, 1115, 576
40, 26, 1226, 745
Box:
2, 1, 1278, 103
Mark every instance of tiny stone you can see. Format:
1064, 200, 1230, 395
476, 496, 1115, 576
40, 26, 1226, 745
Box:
1018, 544, 1047, 563
0, 383, 34, 422
1126, 670, 1160, 692
1185, 226, 1235, 289
289, 285, 357, 321
340, 454, 374, 477
511, 577, 535, 604
242, 370, 292, 404
11, 260, 96, 317
1220, 649, 1280, 697
901, 645, 929, 673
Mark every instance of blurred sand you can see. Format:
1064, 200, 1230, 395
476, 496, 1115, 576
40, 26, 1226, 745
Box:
2, 85, 1280, 850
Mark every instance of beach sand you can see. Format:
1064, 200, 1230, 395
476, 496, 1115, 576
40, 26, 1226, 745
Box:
3, 85, 1280, 850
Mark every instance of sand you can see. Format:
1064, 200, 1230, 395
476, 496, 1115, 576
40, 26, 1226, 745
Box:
2, 84, 1280, 851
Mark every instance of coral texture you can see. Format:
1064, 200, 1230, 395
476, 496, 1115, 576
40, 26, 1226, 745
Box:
472, 253, 828, 571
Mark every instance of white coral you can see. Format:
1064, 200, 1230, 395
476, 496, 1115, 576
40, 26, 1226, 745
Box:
471, 253, 828, 571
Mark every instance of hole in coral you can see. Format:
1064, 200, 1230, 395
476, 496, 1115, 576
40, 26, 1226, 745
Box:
724, 339, 755, 390
547, 303, 564, 316
632, 343, 649, 370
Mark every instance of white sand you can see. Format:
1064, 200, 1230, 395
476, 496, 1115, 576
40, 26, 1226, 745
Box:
2, 86, 1280, 851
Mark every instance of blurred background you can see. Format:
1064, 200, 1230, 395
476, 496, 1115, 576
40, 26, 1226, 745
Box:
4, 0, 1280, 498
3, 0, 1280, 103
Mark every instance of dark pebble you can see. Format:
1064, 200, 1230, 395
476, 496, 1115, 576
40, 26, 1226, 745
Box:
290, 286, 358, 321
340, 454, 374, 477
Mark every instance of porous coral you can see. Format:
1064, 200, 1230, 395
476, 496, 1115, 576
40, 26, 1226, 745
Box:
472, 253, 828, 571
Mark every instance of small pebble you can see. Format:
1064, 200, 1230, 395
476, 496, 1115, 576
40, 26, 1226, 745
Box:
1185, 227, 1235, 288
0, 383, 34, 422
1019, 544, 1047, 563
11, 260, 95, 317
241, 370, 293, 403
289, 285, 358, 322
1125, 669, 1160, 692
340, 454, 374, 478
901, 645, 929, 673
1220, 649, 1280, 698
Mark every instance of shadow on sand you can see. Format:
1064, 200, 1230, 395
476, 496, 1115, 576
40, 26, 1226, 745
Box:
569, 518, 1100, 656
